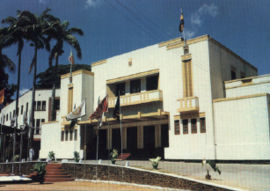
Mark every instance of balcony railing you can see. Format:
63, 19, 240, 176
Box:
108, 90, 163, 108
177, 97, 199, 113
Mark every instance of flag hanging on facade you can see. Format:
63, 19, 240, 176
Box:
0, 89, 5, 105
68, 51, 74, 65
179, 9, 184, 33
113, 94, 120, 120
89, 96, 108, 120
66, 100, 86, 121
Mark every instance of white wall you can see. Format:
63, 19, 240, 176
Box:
225, 74, 270, 98
214, 95, 270, 160
40, 70, 94, 159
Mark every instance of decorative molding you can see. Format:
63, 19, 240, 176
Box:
166, 35, 209, 51
181, 53, 192, 61
106, 69, 159, 84
61, 70, 94, 79
213, 93, 268, 103
226, 80, 270, 90
225, 73, 270, 84
91, 59, 107, 67
174, 112, 205, 120
108, 90, 163, 108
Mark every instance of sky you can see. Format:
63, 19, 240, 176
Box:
0, 0, 270, 95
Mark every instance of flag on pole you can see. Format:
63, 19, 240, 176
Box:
179, 9, 184, 33
68, 51, 74, 65
113, 93, 120, 120
89, 96, 108, 120
0, 89, 5, 105
66, 100, 86, 121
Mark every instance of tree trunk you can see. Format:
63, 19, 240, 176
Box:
50, 54, 59, 121
28, 47, 37, 160
13, 51, 21, 162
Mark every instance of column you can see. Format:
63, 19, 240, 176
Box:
155, 124, 161, 148
137, 126, 143, 149
123, 127, 127, 149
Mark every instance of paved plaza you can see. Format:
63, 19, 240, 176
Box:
0, 181, 183, 191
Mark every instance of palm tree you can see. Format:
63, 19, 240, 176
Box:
16, 9, 51, 158
0, 27, 15, 72
2, 13, 25, 165
44, 19, 83, 121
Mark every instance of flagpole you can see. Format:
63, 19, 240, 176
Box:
96, 123, 99, 161
119, 92, 123, 157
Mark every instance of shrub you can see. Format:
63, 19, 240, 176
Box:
109, 149, 118, 164
48, 151, 55, 161
32, 163, 46, 184
74, 151, 80, 162
149, 156, 161, 169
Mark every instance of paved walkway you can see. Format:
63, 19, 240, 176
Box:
84, 160, 270, 191
0, 181, 184, 191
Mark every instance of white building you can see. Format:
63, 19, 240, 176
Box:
0, 88, 60, 159
4, 34, 270, 161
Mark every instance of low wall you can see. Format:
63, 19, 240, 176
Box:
0, 162, 46, 175
61, 163, 232, 191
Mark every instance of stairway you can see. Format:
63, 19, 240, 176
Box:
44, 163, 74, 182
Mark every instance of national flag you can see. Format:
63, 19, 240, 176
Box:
66, 100, 86, 121
89, 96, 108, 120
68, 51, 74, 65
113, 93, 120, 120
0, 89, 4, 105
179, 9, 184, 33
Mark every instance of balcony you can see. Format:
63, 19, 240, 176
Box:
177, 96, 199, 113
108, 90, 163, 108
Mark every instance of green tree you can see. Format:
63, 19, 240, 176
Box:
0, 27, 17, 105
2, 12, 26, 164
36, 64, 91, 89
16, 9, 52, 156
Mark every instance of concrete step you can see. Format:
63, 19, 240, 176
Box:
45, 174, 71, 178
44, 177, 74, 182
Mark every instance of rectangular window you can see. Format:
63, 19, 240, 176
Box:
70, 130, 73, 141
37, 101, 41, 111
231, 67, 236, 80
26, 103, 28, 113
41, 119, 45, 123
61, 131, 64, 141
10, 112, 11, 120
115, 83, 125, 96
42, 101, 46, 111
21, 105, 23, 115
183, 119, 188, 134
74, 129, 77, 141
174, 120, 180, 135
130, 79, 141, 93
13, 110, 15, 118
65, 130, 68, 141
191, 118, 197, 134
6, 114, 8, 121
36, 119, 40, 134
54, 99, 60, 110
200, 118, 206, 133
146, 75, 158, 91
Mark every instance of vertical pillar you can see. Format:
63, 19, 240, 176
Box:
188, 118, 191, 134
123, 127, 127, 149
137, 126, 143, 149
155, 124, 161, 148
107, 128, 112, 150
141, 77, 146, 92
67, 84, 73, 114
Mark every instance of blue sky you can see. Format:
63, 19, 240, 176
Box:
1, 0, 270, 94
